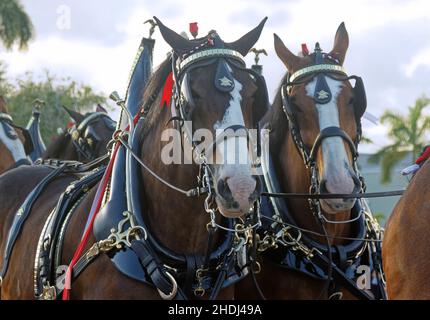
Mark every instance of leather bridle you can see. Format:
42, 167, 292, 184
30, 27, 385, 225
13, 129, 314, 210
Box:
68, 112, 116, 162
166, 45, 266, 230
280, 44, 366, 221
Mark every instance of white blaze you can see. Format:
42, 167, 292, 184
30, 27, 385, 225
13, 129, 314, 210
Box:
0, 124, 27, 162
214, 78, 249, 166
306, 77, 353, 192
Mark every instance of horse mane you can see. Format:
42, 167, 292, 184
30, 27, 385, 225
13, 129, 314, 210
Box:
267, 73, 289, 148
136, 56, 173, 140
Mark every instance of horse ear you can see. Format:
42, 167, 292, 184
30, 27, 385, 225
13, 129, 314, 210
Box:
274, 33, 301, 72
153, 16, 194, 55
62, 106, 84, 124
329, 22, 349, 65
96, 104, 108, 114
225, 17, 268, 56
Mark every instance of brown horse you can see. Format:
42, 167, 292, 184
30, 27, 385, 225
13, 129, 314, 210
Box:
42, 105, 115, 162
236, 23, 384, 299
0, 96, 32, 175
383, 159, 430, 299
0, 17, 268, 299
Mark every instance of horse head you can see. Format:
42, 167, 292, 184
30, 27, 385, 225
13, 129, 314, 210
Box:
61, 105, 116, 161
274, 23, 366, 214
0, 96, 32, 173
153, 17, 268, 218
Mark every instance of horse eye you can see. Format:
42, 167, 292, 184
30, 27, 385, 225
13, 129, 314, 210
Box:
348, 97, 355, 105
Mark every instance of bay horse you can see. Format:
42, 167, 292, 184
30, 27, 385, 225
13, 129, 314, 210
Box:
236, 23, 385, 299
0, 17, 268, 299
383, 159, 430, 299
42, 105, 115, 162
0, 96, 32, 175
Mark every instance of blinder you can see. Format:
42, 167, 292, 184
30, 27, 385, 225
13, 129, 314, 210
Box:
280, 45, 368, 166
250, 71, 270, 128
169, 33, 270, 169
68, 112, 115, 161
282, 74, 367, 129
178, 57, 269, 130
350, 75, 367, 125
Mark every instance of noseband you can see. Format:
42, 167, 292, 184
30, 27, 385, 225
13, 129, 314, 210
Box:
68, 112, 116, 161
281, 43, 366, 221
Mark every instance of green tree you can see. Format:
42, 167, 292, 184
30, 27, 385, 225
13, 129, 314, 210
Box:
0, 0, 34, 50
4, 70, 107, 142
369, 96, 430, 183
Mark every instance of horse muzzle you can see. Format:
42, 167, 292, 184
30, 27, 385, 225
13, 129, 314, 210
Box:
318, 173, 361, 214
214, 168, 261, 218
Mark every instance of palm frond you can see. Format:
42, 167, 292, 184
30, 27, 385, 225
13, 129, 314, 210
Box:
0, 0, 34, 50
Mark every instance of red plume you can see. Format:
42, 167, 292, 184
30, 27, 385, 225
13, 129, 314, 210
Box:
189, 22, 198, 38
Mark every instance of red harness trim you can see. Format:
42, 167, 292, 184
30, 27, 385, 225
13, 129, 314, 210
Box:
416, 146, 430, 164
62, 115, 140, 300
160, 72, 174, 108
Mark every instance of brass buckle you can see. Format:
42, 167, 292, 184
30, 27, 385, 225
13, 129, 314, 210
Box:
40, 284, 57, 300
252, 261, 261, 274
157, 271, 178, 300
194, 287, 205, 297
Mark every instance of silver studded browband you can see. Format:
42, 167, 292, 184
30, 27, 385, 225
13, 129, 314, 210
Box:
289, 64, 347, 83
177, 48, 245, 72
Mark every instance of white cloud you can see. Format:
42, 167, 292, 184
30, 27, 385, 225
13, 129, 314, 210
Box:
403, 46, 430, 78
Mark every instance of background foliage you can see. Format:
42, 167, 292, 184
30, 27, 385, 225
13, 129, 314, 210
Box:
0, 63, 107, 142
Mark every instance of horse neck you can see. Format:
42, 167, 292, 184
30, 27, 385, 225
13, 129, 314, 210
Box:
271, 103, 352, 245
139, 104, 219, 254
0, 142, 14, 173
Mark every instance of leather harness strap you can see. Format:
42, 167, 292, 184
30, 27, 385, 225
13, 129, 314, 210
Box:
312, 250, 373, 300
0, 165, 68, 280
8, 158, 32, 170
130, 240, 187, 300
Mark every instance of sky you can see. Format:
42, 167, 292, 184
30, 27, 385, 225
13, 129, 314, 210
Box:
1, 0, 430, 153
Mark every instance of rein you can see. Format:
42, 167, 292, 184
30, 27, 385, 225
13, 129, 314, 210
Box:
262, 189, 404, 199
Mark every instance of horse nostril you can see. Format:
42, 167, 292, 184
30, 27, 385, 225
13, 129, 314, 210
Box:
253, 175, 262, 195
217, 178, 233, 201
319, 179, 329, 194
